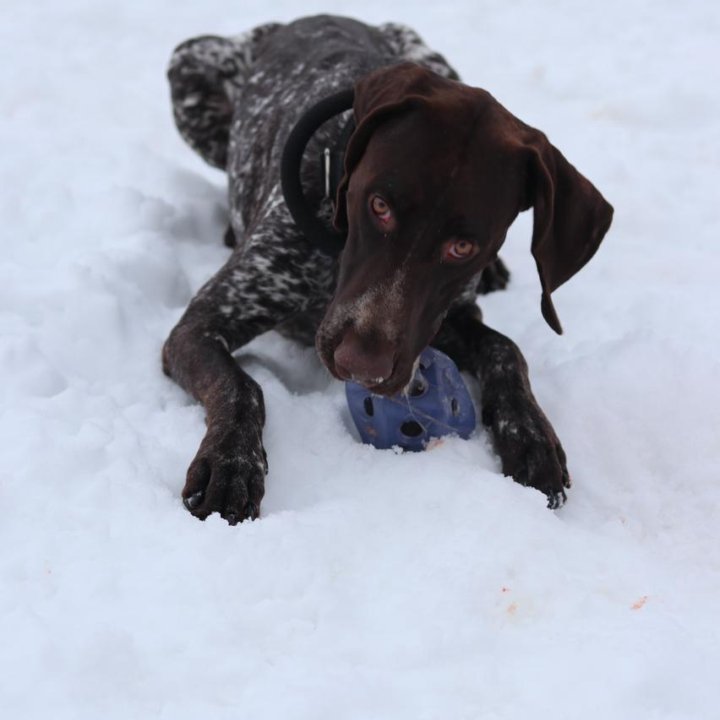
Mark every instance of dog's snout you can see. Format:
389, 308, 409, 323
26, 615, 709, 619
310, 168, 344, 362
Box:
333, 329, 395, 385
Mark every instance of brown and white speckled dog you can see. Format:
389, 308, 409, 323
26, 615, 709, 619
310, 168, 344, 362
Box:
163, 15, 613, 524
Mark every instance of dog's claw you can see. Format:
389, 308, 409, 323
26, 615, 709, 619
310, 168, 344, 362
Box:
222, 504, 257, 525
547, 489, 567, 510
184, 491, 205, 511
223, 224, 236, 248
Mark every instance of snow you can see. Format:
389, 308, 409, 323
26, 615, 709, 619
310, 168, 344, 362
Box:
1, 1, 719, 718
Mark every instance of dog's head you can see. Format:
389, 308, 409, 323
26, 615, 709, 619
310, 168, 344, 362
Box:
316, 63, 613, 394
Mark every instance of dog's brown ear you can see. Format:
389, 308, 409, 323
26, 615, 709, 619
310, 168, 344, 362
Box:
525, 133, 613, 334
334, 63, 447, 230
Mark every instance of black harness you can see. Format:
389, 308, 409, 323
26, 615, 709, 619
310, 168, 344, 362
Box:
280, 89, 356, 256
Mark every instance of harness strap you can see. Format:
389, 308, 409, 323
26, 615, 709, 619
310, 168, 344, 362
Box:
280, 88, 355, 256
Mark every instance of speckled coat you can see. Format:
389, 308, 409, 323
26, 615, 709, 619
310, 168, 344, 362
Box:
167, 16, 459, 347
162, 15, 597, 524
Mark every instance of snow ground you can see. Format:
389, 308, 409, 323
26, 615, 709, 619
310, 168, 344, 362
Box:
1, 1, 719, 718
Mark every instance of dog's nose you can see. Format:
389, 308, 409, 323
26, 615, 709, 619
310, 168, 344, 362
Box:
333, 330, 395, 385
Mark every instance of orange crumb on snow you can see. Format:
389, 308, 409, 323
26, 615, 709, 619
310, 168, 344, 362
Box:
631, 595, 648, 610
507, 602, 518, 615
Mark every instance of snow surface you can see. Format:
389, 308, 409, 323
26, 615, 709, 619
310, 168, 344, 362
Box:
1, 1, 719, 718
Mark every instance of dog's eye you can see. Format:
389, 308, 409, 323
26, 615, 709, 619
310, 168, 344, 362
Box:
443, 239, 477, 262
370, 195, 392, 223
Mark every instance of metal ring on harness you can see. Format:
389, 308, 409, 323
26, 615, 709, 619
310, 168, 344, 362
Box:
280, 88, 355, 257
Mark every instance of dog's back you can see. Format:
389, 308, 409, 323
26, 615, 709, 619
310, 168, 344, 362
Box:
169, 16, 458, 245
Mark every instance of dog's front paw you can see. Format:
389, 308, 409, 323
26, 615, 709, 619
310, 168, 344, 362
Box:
483, 401, 571, 509
182, 422, 267, 524
516, 435, 570, 509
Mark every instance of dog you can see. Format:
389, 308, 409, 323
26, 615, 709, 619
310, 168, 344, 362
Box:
162, 15, 613, 524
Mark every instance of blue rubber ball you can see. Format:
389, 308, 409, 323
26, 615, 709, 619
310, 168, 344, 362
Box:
346, 347, 476, 451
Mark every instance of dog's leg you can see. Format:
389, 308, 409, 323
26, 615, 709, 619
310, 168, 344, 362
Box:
167, 24, 281, 170
163, 230, 334, 524
476, 257, 511, 295
434, 303, 571, 508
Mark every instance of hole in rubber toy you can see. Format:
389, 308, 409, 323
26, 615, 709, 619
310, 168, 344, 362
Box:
400, 420, 424, 438
363, 396, 374, 417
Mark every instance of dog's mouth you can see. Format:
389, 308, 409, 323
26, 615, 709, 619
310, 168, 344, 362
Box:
348, 364, 412, 397
316, 308, 445, 397
324, 348, 413, 397
316, 330, 434, 398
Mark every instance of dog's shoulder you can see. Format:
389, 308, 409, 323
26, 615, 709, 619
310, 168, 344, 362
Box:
375, 22, 459, 80
219, 17, 460, 246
